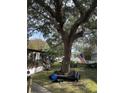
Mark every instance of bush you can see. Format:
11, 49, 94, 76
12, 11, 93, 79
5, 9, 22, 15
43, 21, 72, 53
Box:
83, 47, 92, 60
70, 61, 77, 68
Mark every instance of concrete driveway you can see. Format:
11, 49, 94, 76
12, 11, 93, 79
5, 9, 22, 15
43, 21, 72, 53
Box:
32, 83, 51, 93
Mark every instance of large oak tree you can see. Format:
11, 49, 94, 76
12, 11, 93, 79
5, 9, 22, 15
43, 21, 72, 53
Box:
27, 0, 97, 73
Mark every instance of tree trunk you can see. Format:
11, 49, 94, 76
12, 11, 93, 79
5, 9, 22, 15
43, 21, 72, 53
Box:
61, 39, 72, 73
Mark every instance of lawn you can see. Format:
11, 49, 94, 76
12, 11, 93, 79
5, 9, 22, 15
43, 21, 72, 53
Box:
32, 62, 97, 93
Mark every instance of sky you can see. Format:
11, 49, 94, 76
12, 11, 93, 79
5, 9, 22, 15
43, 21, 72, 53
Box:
29, 32, 46, 41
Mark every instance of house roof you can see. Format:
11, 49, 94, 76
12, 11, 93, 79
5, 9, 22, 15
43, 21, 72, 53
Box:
27, 48, 46, 53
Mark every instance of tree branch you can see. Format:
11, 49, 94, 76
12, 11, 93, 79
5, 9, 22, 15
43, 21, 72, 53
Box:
30, 6, 59, 29
52, 0, 69, 39
72, 31, 84, 42
69, 0, 97, 40
51, 41, 63, 49
33, 0, 66, 36
72, 0, 84, 15
83, 0, 97, 23
69, 16, 84, 39
35, 0, 56, 18
54, 0, 64, 27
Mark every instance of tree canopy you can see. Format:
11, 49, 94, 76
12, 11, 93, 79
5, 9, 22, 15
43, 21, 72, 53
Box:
28, 0, 97, 46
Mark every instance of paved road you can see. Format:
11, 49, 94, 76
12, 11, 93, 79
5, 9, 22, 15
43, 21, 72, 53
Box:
32, 83, 52, 93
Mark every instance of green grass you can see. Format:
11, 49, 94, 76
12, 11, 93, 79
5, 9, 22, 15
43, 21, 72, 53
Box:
32, 62, 97, 93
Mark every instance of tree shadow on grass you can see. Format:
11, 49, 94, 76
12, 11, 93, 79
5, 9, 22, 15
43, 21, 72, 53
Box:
74, 81, 97, 93
79, 69, 97, 83
76, 64, 97, 83
45, 81, 97, 93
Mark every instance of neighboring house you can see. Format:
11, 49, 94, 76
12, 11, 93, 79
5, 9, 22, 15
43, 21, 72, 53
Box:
27, 49, 43, 61
27, 49, 47, 68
